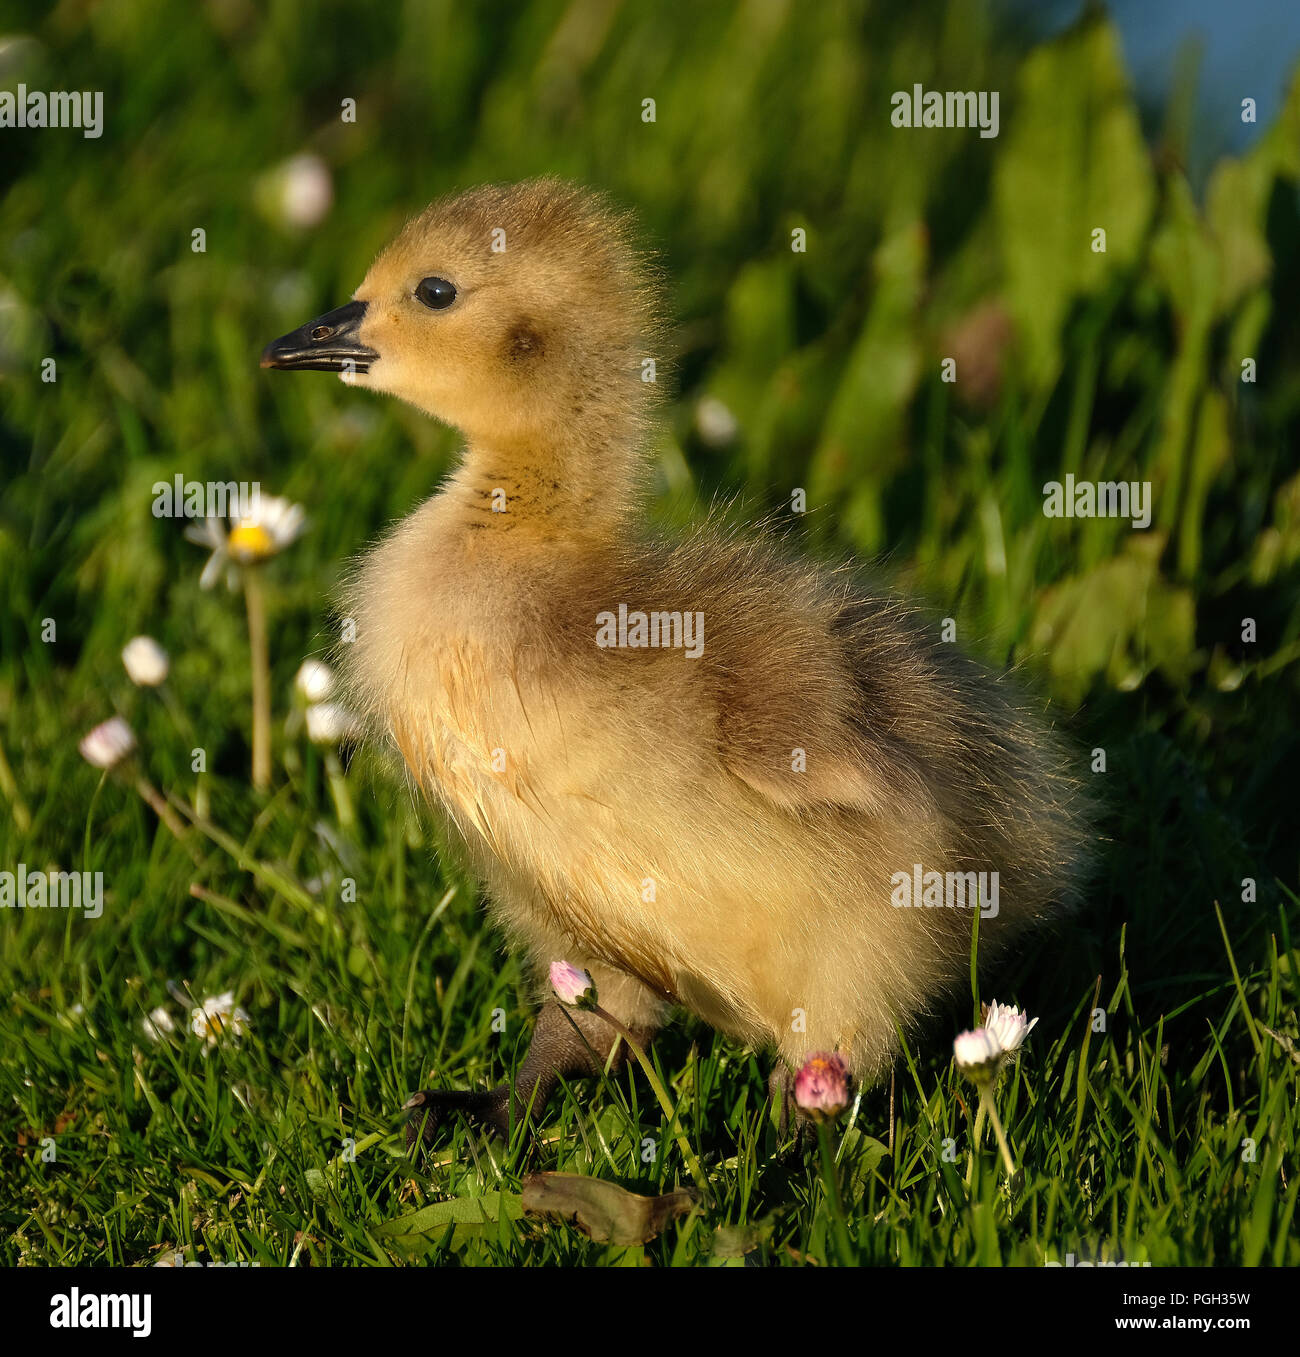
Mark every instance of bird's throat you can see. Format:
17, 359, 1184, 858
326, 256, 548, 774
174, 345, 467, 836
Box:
448, 437, 643, 545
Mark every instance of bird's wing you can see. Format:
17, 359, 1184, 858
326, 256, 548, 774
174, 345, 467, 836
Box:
712, 592, 936, 819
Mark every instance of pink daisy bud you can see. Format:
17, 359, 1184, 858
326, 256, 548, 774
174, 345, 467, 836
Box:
549, 961, 596, 1009
79, 716, 136, 770
794, 1051, 850, 1121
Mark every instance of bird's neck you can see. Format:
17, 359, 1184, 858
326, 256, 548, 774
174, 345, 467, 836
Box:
447, 422, 646, 545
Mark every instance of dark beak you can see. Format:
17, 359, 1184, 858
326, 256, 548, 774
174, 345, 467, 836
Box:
260, 300, 377, 372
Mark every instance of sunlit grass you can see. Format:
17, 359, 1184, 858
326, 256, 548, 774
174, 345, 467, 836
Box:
1, 0, 1297, 1265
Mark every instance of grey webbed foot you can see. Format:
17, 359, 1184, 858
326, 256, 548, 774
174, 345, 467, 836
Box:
404, 999, 652, 1155
403, 1085, 511, 1151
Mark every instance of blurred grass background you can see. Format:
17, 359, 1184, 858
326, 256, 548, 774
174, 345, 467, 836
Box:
1, 0, 1298, 1265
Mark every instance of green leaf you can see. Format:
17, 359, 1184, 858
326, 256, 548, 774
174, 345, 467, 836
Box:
375, 1191, 525, 1237
841, 1129, 891, 1195
1026, 537, 1198, 702
521, 1172, 695, 1246
994, 13, 1154, 387
809, 221, 926, 541
712, 1213, 778, 1258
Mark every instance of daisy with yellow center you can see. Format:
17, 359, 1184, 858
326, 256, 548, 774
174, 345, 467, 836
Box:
189, 991, 250, 1050
185, 494, 307, 790
226, 496, 306, 564
227, 520, 274, 560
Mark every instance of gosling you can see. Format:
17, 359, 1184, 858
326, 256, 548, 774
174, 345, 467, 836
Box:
261, 178, 1092, 1146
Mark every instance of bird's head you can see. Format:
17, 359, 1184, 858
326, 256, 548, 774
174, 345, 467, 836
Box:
261, 178, 662, 455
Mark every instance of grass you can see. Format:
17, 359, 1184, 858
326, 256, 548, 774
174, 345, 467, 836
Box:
2, 0, 1298, 1265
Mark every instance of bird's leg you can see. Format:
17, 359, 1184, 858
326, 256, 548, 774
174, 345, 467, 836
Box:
405, 998, 656, 1152
768, 1062, 820, 1154
768, 1063, 795, 1142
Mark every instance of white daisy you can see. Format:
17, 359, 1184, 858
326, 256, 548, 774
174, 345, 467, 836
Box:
141, 1006, 175, 1042
122, 635, 169, 687
949, 1025, 1004, 1080
227, 495, 305, 564
304, 701, 357, 745
294, 658, 335, 703
184, 516, 236, 590
190, 991, 250, 1048
695, 395, 739, 447
953, 1001, 1038, 1083
983, 1000, 1038, 1057
277, 153, 334, 229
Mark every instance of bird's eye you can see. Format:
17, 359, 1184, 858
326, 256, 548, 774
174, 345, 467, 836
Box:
414, 277, 457, 310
